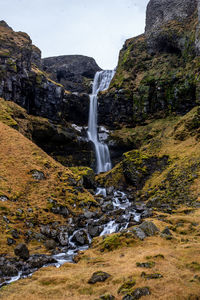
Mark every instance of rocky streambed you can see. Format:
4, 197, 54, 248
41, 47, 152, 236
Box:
0, 189, 152, 288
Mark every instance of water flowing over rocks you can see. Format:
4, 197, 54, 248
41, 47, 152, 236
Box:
0, 188, 151, 287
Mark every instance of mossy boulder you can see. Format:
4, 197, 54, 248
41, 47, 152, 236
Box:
88, 271, 111, 284
69, 167, 96, 189
118, 279, 136, 295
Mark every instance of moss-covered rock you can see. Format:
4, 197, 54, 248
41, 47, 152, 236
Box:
98, 9, 199, 128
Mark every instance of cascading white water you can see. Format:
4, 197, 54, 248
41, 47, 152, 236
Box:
87, 70, 115, 174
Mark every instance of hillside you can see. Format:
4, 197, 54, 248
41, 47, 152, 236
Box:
0, 119, 95, 256
0, 0, 200, 299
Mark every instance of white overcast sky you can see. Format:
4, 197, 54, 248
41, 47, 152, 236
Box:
0, 0, 149, 69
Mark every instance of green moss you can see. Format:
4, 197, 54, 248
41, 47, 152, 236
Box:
0, 99, 18, 127
146, 157, 200, 209
98, 232, 136, 252
96, 162, 125, 188
118, 279, 136, 294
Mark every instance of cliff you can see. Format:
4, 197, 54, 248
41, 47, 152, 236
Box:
0, 21, 90, 125
42, 55, 101, 93
98, 0, 200, 128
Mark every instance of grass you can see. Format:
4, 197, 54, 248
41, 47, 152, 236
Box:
1, 209, 200, 299
0, 120, 95, 255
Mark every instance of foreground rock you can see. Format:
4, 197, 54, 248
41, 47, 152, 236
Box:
14, 244, 29, 260
88, 271, 111, 284
123, 287, 151, 300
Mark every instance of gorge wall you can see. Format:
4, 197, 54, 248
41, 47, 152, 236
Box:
0, 21, 101, 126
0, 21, 103, 168
98, 0, 200, 128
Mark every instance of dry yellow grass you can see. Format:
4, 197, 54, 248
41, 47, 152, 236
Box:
0, 121, 94, 255
1, 209, 200, 299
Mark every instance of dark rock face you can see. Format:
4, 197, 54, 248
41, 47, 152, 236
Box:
99, 0, 199, 128
145, 0, 198, 34
0, 21, 91, 127
145, 0, 198, 54
42, 55, 101, 93
98, 91, 133, 128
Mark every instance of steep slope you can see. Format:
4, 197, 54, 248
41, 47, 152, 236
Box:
0, 120, 95, 255
0, 97, 95, 169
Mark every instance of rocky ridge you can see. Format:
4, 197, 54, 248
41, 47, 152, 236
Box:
42, 55, 101, 93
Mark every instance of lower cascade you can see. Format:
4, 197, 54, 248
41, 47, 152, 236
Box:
87, 70, 115, 174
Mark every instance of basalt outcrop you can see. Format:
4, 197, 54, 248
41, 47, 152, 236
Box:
0, 21, 90, 126
0, 20, 96, 167
42, 55, 101, 93
98, 0, 200, 128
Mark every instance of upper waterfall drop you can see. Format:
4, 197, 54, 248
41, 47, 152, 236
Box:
87, 70, 115, 174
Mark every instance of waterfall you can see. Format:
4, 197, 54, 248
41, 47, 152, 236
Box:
87, 70, 115, 174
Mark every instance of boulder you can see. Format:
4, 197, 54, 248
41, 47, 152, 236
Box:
44, 239, 57, 250
131, 227, 146, 240
139, 221, 159, 236
57, 230, 69, 246
88, 271, 111, 284
14, 243, 29, 260
72, 230, 89, 246
123, 287, 151, 300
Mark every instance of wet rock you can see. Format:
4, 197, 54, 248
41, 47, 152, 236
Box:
107, 186, 114, 195
57, 230, 69, 246
30, 170, 45, 180
88, 271, 111, 284
139, 221, 159, 236
44, 239, 57, 250
131, 227, 146, 240
14, 243, 29, 260
72, 230, 89, 246
88, 224, 101, 238
123, 287, 151, 299
101, 202, 114, 212
27, 255, 56, 269
7, 238, 16, 246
